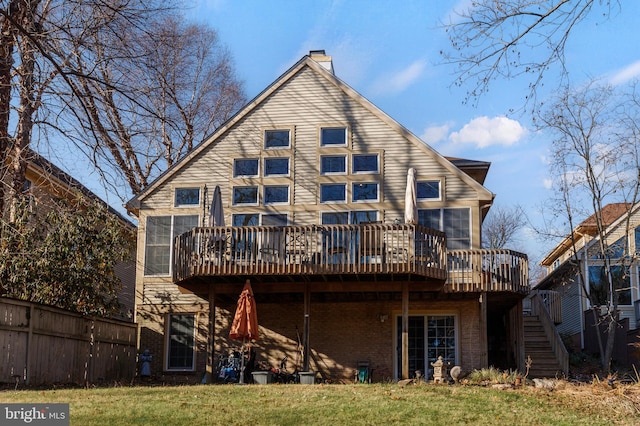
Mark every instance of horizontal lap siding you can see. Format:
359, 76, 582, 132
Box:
142, 66, 480, 214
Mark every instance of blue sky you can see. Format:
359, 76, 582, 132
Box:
58, 1, 640, 264
182, 0, 640, 263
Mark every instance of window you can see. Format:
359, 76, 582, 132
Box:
264, 157, 289, 176
265, 130, 290, 149
322, 212, 349, 225
262, 213, 288, 226
166, 314, 195, 371
352, 182, 378, 202
144, 215, 198, 276
321, 211, 378, 224
232, 214, 259, 226
321, 127, 347, 146
234, 159, 259, 177
174, 187, 200, 207
352, 154, 379, 173
351, 210, 378, 224
320, 183, 346, 203
264, 185, 289, 204
320, 155, 346, 174
233, 186, 258, 205
417, 181, 440, 200
418, 208, 470, 249
144, 216, 171, 275
22, 179, 32, 193
589, 265, 632, 306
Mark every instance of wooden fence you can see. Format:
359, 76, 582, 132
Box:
0, 298, 137, 386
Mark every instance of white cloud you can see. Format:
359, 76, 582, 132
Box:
608, 60, 640, 86
370, 59, 427, 95
543, 178, 553, 190
449, 116, 527, 148
421, 122, 453, 145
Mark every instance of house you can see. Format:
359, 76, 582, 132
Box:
4, 149, 136, 320
126, 50, 529, 383
535, 203, 640, 369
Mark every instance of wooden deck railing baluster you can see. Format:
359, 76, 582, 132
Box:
173, 224, 528, 294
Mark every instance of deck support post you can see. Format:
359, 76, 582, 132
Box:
401, 282, 409, 379
303, 283, 311, 372
479, 292, 488, 368
205, 289, 216, 383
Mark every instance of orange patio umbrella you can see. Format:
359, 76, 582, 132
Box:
229, 280, 259, 383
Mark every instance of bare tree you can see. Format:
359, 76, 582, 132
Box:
482, 205, 526, 249
0, 1, 246, 221
538, 80, 640, 371
64, 15, 246, 196
441, 0, 620, 106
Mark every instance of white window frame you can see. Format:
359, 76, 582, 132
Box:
352, 154, 379, 174
174, 187, 201, 207
416, 180, 441, 201
263, 185, 290, 205
320, 155, 347, 175
352, 182, 379, 202
264, 157, 290, 177
264, 129, 291, 149
232, 186, 259, 206
233, 158, 259, 177
165, 314, 196, 372
320, 127, 347, 147
144, 215, 199, 277
320, 183, 347, 203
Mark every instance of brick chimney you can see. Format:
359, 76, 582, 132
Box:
309, 50, 334, 75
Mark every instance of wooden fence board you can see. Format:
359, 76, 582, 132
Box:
0, 298, 137, 386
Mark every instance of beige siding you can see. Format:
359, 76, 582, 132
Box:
141, 66, 482, 222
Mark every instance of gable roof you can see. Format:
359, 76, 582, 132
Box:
25, 149, 135, 228
540, 202, 633, 267
126, 52, 494, 215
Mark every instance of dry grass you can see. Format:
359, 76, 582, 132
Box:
1, 381, 639, 425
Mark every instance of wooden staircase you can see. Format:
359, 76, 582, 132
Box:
524, 315, 566, 378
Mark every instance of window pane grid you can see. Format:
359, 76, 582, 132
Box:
265, 130, 290, 148
321, 127, 346, 146
167, 314, 195, 370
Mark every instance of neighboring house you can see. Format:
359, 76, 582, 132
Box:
535, 203, 640, 368
126, 51, 529, 383
4, 149, 137, 321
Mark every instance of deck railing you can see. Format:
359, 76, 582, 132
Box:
529, 292, 569, 375
527, 290, 562, 323
445, 249, 529, 294
173, 223, 529, 294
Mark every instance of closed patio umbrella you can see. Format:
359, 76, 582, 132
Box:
209, 185, 225, 227
404, 168, 418, 225
229, 280, 259, 384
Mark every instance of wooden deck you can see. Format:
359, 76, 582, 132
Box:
173, 223, 528, 295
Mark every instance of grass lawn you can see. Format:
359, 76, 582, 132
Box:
1, 382, 639, 425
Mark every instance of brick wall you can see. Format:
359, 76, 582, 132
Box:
137, 297, 483, 384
